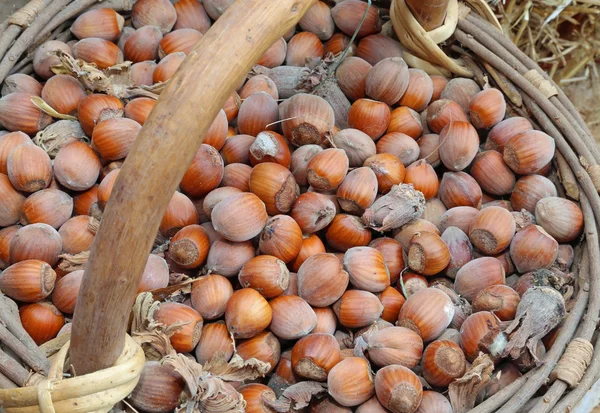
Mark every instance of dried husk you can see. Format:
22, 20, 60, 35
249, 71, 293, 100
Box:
33, 120, 87, 158
362, 184, 425, 231
502, 286, 566, 361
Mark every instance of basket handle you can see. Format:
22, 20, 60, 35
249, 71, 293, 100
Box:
69, 0, 317, 375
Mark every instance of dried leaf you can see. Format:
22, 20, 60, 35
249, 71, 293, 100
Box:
58, 251, 90, 273
449, 353, 494, 413
30, 96, 78, 121
131, 293, 184, 360
163, 353, 252, 413
502, 287, 566, 360
204, 353, 271, 382
150, 277, 195, 302
362, 184, 425, 231
33, 120, 87, 158
263, 381, 327, 412
51, 50, 162, 99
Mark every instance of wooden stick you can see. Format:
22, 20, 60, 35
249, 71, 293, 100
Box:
0, 371, 17, 389
69, 0, 317, 376
0, 0, 72, 84
0, 294, 47, 362
405, 0, 449, 31
0, 323, 49, 374
0, 347, 31, 386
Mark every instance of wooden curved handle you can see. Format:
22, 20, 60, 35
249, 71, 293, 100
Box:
70, 0, 316, 375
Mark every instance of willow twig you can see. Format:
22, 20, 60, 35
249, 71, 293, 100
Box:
529, 251, 591, 413
556, 152, 580, 200
465, 13, 597, 156
455, 20, 600, 173
469, 270, 589, 413
0, 347, 31, 386
0, 294, 48, 363
0, 323, 49, 374
0, 0, 72, 84
0, 371, 17, 389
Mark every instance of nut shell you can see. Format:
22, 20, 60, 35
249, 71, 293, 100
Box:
375, 365, 423, 413
225, 288, 272, 339
398, 288, 454, 341
328, 357, 375, 407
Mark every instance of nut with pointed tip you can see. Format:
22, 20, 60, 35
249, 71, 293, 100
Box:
329, 357, 375, 406
297, 252, 349, 307
211, 192, 268, 242
153, 302, 203, 353
438, 121, 479, 172
20, 189, 73, 229
344, 246, 390, 292
364, 153, 406, 194
334, 290, 384, 328
535, 197, 583, 243
510, 174, 557, 213
331, 0, 382, 38
388, 106, 423, 139
290, 234, 326, 273
367, 326, 423, 368
194, 321, 234, 365
326, 214, 372, 251
404, 160, 439, 199
365, 57, 410, 105
225, 288, 272, 339
336, 57, 372, 102
438, 172, 482, 209
237, 331, 281, 375
454, 257, 505, 302
426, 99, 468, 134
348, 98, 391, 140
440, 78, 481, 113
190, 274, 233, 320
503, 130, 555, 175
333, 128, 376, 168
509, 225, 559, 273
485, 117, 532, 152
398, 288, 454, 341
239, 255, 290, 299
469, 88, 506, 129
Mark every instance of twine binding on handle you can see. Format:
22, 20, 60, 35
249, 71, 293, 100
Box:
550, 338, 594, 388
524, 69, 559, 99
7, 0, 46, 27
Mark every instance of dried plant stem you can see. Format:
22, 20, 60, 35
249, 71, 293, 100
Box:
0, 348, 31, 386
529, 251, 591, 413
0, 371, 17, 389
556, 152, 580, 200
0, 294, 48, 366
0, 323, 49, 374
0, 0, 72, 84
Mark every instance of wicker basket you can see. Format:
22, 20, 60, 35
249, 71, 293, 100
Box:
0, 0, 598, 412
